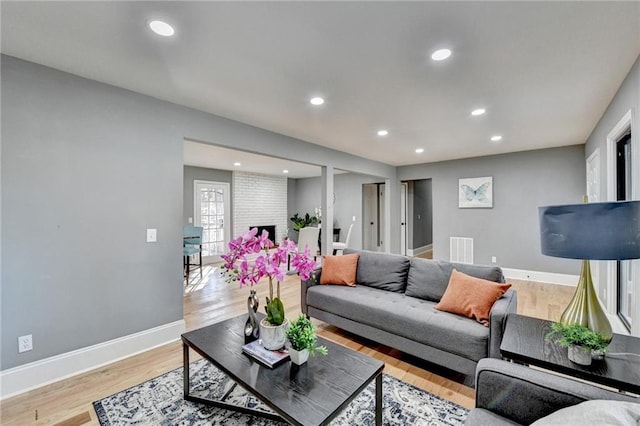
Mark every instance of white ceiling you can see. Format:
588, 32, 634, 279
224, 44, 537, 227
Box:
184, 140, 324, 179
2, 1, 639, 170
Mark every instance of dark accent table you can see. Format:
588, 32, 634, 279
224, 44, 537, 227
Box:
500, 313, 640, 394
182, 314, 384, 425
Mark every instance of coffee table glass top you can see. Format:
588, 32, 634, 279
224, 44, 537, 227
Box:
500, 313, 640, 394
182, 314, 384, 425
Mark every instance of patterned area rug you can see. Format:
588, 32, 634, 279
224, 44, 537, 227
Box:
93, 358, 468, 425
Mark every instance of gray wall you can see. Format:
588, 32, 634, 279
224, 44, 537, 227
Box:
183, 166, 233, 226
287, 178, 297, 239
585, 54, 639, 198
584, 54, 639, 318
1, 55, 393, 370
411, 179, 433, 248
293, 173, 381, 251
1, 56, 184, 369
399, 145, 586, 274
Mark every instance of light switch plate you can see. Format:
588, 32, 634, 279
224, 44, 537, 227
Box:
146, 228, 157, 243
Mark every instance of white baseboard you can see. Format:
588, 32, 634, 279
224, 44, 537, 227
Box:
0, 319, 185, 400
407, 244, 432, 257
502, 268, 579, 286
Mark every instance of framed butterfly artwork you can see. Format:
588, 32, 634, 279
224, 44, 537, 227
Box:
458, 176, 493, 208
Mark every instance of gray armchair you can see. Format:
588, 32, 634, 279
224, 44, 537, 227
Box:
465, 358, 638, 425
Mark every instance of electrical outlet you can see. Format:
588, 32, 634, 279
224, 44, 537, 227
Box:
146, 228, 157, 243
18, 334, 33, 353
491, 256, 497, 263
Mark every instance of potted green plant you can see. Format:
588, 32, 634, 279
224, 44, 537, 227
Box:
285, 314, 328, 365
545, 322, 609, 366
289, 213, 318, 232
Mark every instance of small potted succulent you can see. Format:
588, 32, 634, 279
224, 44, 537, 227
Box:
285, 314, 328, 365
545, 322, 609, 366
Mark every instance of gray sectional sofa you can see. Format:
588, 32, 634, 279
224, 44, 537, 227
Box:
301, 249, 517, 378
467, 358, 639, 425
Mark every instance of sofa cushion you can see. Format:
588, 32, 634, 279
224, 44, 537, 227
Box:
530, 400, 640, 426
320, 253, 359, 286
306, 284, 490, 361
406, 258, 505, 302
344, 249, 409, 293
435, 269, 511, 326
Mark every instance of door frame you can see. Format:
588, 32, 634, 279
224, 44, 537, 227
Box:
400, 182, 408, 256
605, 109, 639, 336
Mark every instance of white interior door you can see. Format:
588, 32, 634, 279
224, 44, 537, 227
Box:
194, 181, 230, 263
363, 184, 377, 251
586, 149, 601, 299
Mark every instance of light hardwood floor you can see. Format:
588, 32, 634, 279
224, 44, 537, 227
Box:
0, 263, 575, 425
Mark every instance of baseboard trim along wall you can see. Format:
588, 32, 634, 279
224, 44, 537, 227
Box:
407, 244, 433, 257
502, 268, 579, 286
0, 319, 186, 400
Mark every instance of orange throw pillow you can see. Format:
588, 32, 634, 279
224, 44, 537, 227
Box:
320, 254, 359, 286
435, 269, 511, 327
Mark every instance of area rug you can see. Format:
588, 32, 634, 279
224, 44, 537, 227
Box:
93, 358, 468, 425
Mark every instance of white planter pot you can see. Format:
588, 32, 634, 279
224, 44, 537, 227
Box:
259, 318, 289, 350
568, 345, 592, 366
289, 348, 310, 365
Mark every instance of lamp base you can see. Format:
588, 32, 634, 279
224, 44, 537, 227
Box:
560, 260, 612, 341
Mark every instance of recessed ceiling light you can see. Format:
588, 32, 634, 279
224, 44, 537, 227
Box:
490, 135, 503, 142
233, 162, 241, 166
310, 97, 325, 106
431, 48, 452, 61
282, 169, 289, 174
471, 108, 486, 116
149, 20, 175, 37
377, 130, 389, 137
415, 148, 425, 154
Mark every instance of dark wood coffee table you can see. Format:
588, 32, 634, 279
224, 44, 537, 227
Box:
182, 314, 384, 425
500, 313, 640, 394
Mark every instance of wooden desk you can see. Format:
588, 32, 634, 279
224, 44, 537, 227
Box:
500, 314, 640, 394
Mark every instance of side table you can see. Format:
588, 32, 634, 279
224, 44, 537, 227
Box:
500, 313, 640, 395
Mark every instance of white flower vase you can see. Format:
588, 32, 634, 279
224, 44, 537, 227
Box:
259, 318, 289, 350
289, 348, 310, 365
568, 345, 592, 366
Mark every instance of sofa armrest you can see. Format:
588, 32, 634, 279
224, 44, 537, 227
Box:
301, 267, 322, 315
475, 358, 637, 425
488, 289, 517, 358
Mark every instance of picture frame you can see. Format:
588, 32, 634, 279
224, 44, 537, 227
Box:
458, 176, 493, 208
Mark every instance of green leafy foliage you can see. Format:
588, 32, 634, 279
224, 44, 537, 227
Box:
265, 297, 285, 326
289, 213, 318, 231
545, 322, 609, 352
285, 314, 328, 355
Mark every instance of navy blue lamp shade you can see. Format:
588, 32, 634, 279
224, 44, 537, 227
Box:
539, 201, 640, 261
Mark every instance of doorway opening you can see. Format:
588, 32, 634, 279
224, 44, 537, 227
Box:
362, 183, 385, 252
404, 179, 433, 258
615, 129, 632, 330
606, 109, 637, 334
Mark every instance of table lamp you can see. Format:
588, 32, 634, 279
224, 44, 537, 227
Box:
539, 200, 640, 340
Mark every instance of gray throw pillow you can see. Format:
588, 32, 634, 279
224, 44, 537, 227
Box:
406, 258, 504, 302
344, 249, 409, 293
530, 400, 640, 426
